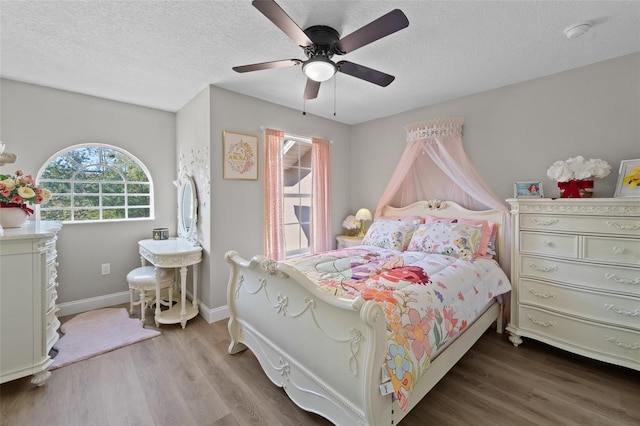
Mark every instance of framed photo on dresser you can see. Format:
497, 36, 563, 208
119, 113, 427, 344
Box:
614, 159, 640, 197
514, 181, 543, 198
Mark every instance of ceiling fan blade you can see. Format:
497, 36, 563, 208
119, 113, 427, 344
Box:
337, 61, 395, 87
233, 59, 301, 73
252, 0, 313, 47
336, 9, 409, 54
303, 79, 320, 100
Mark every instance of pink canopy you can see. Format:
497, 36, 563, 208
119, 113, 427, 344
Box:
375, 118, 511, 274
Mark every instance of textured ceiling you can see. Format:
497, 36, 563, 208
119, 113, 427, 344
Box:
1, 1, 639, 125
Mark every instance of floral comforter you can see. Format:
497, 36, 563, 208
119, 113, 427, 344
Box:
285, 245, 511, 410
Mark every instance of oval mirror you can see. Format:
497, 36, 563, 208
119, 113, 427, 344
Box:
177, 175, 198, 245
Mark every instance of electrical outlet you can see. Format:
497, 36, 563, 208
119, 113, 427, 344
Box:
101, 263, 111, 275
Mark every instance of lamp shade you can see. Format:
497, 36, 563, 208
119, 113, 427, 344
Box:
302, 56, 336, 82
355, 208, 372, 221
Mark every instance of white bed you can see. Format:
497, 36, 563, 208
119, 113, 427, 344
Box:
225, 200, 510, 425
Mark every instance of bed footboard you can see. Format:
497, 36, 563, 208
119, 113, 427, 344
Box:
225, 250, 504, 425
225, 251, 393, 426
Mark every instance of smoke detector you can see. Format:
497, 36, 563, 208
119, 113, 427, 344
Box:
564, 22, 591, 39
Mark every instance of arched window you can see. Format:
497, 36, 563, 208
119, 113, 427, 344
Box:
37, 144, 153, 223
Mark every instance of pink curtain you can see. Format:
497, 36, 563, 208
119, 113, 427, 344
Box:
311, 138, 332, 253
263, 128, 285, 260
375, 118, 510, 274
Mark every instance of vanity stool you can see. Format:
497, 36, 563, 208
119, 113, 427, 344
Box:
127, 266, 175, 325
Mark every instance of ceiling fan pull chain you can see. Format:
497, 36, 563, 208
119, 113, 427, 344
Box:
333, 76, 337, 117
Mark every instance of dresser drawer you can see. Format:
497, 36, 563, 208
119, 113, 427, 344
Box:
46, 307, 60, 353
46, 282, 58, 312
517, 306, 640, 367
519, 232, 578, 258
519, 278, 640, 330
583, 236, 640, 267
519, 255, 640, 297
46, 258, 58, 286
520, 214, 640, 237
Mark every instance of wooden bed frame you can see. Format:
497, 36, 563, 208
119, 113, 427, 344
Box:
225, 200, 508, 425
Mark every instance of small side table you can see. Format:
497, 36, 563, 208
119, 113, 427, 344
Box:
336, 235, 364, 249
138, 238, 203, 329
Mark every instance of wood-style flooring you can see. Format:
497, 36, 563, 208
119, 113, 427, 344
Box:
1, 306, 639, 426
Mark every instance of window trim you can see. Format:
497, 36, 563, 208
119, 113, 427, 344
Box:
36, 143, 154, 224
283, 135, 312, 258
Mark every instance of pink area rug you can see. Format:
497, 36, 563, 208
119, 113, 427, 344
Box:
51, 307, 160, 370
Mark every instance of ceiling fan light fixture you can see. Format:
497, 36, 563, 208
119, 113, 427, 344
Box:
303, 56, 336, 82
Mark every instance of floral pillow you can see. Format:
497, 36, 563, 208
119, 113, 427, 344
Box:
407, 221, 483, 260
361, 219, 418, 251
423, 215, 497, 258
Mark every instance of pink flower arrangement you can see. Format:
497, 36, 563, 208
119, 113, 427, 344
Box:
0, 169, 51, 214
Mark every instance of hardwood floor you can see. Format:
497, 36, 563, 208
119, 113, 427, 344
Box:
1, 307, 639, 426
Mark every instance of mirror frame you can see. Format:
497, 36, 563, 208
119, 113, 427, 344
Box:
177, 175, 198, 245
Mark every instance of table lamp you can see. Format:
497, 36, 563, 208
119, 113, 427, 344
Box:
355, 208, 372, 237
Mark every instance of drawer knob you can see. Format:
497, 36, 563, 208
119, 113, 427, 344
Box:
605, 304, 640, 317
529, 218, 559, 226
527, 288, 555, 299
529, 263, 558, 273
605, 273, 640, 285
526, 314, 556, 327
606, 337, 640, 350
606, 221, 640, 231
543, 240, 554, 247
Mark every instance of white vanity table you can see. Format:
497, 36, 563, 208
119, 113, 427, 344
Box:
138, 238, 202, 328
138, 175, 202, 329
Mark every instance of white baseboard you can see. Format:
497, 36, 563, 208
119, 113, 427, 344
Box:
197, 302, 229, 324
57, 291, 131, 317
57, 291, 230, 324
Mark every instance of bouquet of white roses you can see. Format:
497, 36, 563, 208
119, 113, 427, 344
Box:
546, 156, 611, 182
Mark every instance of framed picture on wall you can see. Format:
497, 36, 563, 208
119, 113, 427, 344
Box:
614, 159, 640, 197
223, 131, 258, 180
514, 181, 543, 198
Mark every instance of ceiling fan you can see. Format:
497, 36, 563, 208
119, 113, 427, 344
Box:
232, 0, 410, 100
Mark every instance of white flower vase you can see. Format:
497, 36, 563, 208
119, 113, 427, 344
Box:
0, 207, 29, 228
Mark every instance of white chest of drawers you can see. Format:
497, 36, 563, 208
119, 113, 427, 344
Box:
0, 221, 63, 385
506, 198, 639, 371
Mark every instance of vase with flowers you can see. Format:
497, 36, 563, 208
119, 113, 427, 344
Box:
0, 169, 51, 228
342, 214, 361, 237
546, 156, 611, 198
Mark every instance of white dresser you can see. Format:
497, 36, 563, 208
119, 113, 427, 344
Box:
506, 198, 639, 371
0, 221, 63, 385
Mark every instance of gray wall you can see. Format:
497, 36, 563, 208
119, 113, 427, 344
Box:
350, 53, 640, 213
0, 79, 176, 311
2, 52, 638, 317
176, 85, 352, 314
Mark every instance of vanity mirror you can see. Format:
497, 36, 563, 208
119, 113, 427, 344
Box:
177, 175, 198, 245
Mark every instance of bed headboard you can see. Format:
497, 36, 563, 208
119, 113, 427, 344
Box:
379, 200, 507, 263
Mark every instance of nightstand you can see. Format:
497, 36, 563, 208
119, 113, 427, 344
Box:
336, 235, 364, 249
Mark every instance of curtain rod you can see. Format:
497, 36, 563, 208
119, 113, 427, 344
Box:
259, 126, 333, 144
